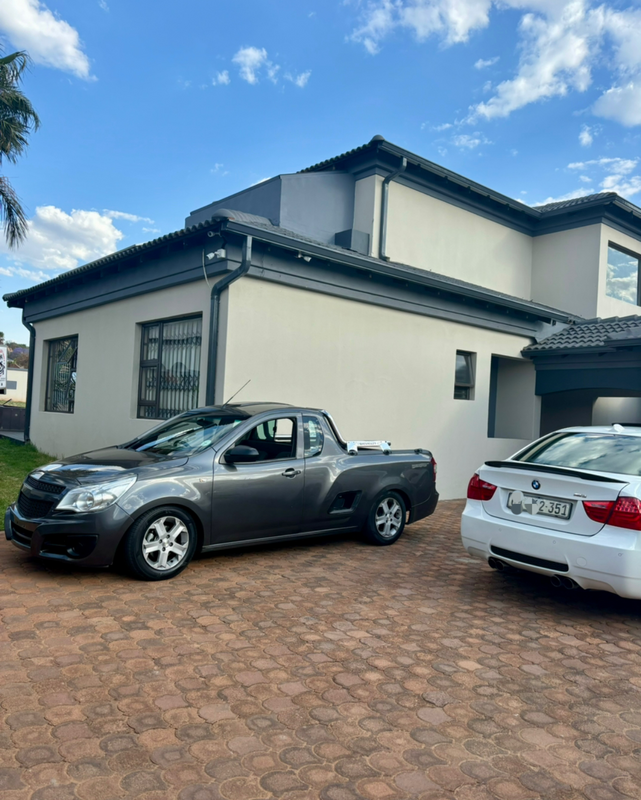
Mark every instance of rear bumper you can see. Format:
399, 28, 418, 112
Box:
5, 504, 132, 567
461, 500, 641, 599
410, 491, 439, 524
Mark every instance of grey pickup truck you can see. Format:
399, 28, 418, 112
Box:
5, 403, 438, 580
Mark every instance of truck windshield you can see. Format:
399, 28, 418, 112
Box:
126, 413, 245, 456
515, 432, 641, 477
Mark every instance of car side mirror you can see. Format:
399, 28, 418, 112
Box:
225, 445, 260, 464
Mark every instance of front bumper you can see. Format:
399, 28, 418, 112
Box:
5, 503, 133, 567
461, 500, 641, 599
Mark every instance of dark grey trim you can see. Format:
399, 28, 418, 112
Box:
487, 356, 499, 438
529, 350, 641, 395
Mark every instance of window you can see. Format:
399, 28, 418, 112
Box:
454, 351, 475, 400
138, 316, 202, 420
515, 432, 641, 477
303, 416, 324, 457
45, 336, 78, 413
125, 411, 245, 456
236, 417, 297, 461
606, 244, 640, 305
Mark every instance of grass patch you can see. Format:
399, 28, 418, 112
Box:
0, 439, 53, 521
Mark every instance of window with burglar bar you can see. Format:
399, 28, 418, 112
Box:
138, 316, 202, 420
45, 336, 78, 413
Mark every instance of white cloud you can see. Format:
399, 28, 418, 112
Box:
537, 155, 641, 204
98, 0, 109, 10
103, 210, 154, 224
579, 124, 593, 146
285, 70, 312, 88
348, 1, 641, 128
232, 46, 268, 84
0, 206, 124, 272
212, 70, 230, 86
142, 227, 161, 235
452, 132, 491, 149
0, 0, 91, 79
433, 122, 453, 131
475, 56, 499, 69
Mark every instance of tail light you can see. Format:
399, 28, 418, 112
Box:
583, 500, 615, 523
609, 497, 641, 530
583, 497, 641, 530
467, 474, 497, 501
432, 457, 437, 480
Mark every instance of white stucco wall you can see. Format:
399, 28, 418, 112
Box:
3, 368, 28, 402
353, 175, 383, 257
531, 224, 601, 318
596, 224, 641, 318
222, 278, 538, 500
381, 183, 533, 299
29, 281, 212, 457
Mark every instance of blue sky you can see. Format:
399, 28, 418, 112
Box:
2, 0, 641, 341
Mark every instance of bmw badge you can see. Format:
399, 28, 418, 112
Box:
531, 480, 541, 490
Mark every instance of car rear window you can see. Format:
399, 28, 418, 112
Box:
515, 433, 641, 477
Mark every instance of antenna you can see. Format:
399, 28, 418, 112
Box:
224, 379, 251, 405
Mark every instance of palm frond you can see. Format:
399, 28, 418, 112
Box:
0, 175, 28, 248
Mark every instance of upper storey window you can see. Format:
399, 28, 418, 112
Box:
606, 244, 640, 306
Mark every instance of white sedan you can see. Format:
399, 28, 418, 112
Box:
461, 426, 641, 599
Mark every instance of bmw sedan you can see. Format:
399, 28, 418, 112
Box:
461, 425, 641, 599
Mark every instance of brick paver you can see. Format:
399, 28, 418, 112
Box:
2, 500, 641, 799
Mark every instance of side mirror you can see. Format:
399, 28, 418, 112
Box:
225, 445, 260, 464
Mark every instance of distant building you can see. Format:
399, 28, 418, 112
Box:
4, 136, 641, 498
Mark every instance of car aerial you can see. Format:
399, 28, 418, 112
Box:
5, 403, 438, 580
461, 424, 641, 599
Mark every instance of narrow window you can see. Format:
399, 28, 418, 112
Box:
454, 351, 475, 400
303, 415, 324, 457
137, 316, 202, 420
606, 244, 640, 305
45, 336, 78, 413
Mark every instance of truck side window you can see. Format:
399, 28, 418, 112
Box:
303, 416, 324, 458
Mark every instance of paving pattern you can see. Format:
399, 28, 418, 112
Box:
2, 500, 641, 800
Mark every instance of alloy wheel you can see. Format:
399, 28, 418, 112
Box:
375, 497, 403, 539
141, 516, 190, 571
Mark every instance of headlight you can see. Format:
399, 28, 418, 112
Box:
56, 475, 137, 513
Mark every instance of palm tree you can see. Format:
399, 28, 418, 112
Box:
0, 50, 40, 248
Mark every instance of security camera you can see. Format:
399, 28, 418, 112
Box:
303, 255, 311, 262
207, 248, 226, 260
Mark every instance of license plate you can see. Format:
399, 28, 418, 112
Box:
507, 491, 572, 520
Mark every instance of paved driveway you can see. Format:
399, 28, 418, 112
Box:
2, 501, 641, 800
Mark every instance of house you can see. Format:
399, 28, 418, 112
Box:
4, 136, 641, 498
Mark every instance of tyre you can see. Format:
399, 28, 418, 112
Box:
364, 491, 406, 545
121, 506, 198, 581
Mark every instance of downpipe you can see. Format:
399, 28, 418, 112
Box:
22, 313, 36, 443
205, 234, 253, 406
379, 156, 407, 261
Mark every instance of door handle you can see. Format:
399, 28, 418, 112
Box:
282, 468, 302, 478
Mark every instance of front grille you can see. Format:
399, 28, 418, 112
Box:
491, 546, 568, 573
17, 492, 55, 519
11, 521, 33, 548
26, 475, 65, 495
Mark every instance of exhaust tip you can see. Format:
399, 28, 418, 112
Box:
488, 557, 504, 572
561, 576, 579, 590
550, 575, 563, 588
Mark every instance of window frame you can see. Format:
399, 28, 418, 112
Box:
454, 350, 475, 401
229, 414, 303, 463
44, 335, 78, 414
137, 314, 202, 420
606, 242, 641, 306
